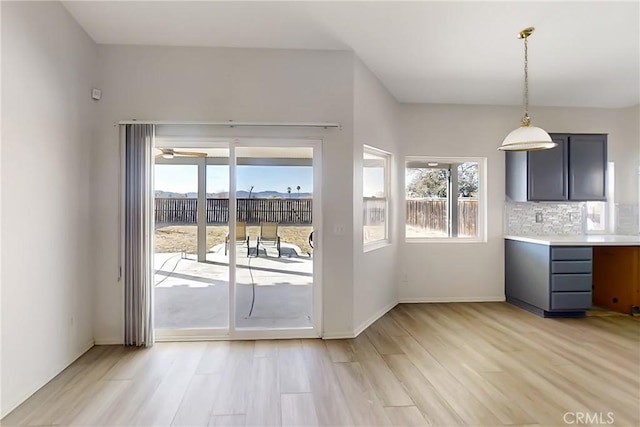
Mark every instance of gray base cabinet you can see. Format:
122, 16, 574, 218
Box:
505, 239, 593, 317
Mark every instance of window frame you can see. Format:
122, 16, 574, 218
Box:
363, 145, 391, 251
585, 161, 615, 235
404, 156, 487, 243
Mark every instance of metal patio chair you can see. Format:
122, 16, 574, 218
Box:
225, 221, 250, 256
257, 221, 281, 257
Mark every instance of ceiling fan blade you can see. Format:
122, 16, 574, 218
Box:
173, 150, 207, 157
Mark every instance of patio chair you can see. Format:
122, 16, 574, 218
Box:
257, 221, 281, 257
225, 221, 250, 256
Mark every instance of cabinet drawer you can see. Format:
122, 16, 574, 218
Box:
551, 261, 592, 274
551, 274, 592, 292
551, 247, 592, 261
551, 292, 592, 310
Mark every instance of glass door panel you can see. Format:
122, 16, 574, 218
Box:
234, 146, 314, 330
153, 148, 230, 333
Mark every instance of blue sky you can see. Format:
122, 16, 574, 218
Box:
154, 165, 314, 194
155, 164, 385, 195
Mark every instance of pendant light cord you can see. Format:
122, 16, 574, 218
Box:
522, 35, 530, 126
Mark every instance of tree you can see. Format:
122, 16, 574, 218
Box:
406, 162, 478, 198
407, 168, 448, 198
296, 185, 301, 198
457, 163, 478, 197
287, 186, 292, 198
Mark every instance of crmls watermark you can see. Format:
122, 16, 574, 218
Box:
563, 412, 615, 425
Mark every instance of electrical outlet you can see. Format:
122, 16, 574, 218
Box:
535, 212, 543, 223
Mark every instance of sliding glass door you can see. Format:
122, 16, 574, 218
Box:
153, 139, 321, 339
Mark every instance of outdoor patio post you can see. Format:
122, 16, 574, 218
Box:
197, 157, 207, 262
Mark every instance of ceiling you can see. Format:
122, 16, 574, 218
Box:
63, 1, 640, 108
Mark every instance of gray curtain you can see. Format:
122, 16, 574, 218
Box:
123, 124, 155, 347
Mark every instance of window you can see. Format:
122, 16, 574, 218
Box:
405, 157, 486, 241
363, 146, 390, 247
586, 162, 615, 233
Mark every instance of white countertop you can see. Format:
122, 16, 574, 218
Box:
504, 235, 640, 246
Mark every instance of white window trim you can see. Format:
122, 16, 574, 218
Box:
363, 145, 392, 251
404, 156, 487, 243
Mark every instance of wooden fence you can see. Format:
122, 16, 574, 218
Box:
363, 198, 387, 225
156, 197, 477, 235
405, 198, 477, 236
155, 198, 313, 225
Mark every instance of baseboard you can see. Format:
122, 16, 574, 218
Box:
322, 331, 358, 339
81, 338, 96, 353
353, 300, 398, 337
323, 300, 398, 340
1, 339, 95, 419
94, 337, 123, 345
398, 296, 506, 303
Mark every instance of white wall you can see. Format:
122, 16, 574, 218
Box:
352, 58, 401, 331
91, 46, 357, 342
398, 104, 640, 302
1, 1, 97, 417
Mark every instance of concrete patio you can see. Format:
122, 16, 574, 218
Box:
154, 240, 313, 330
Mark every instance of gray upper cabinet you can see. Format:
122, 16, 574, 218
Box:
528, 134, 568, 201
568, 134, 607, 201
505, 133, 607, 202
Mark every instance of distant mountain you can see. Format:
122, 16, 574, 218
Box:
155, 190, 312, 199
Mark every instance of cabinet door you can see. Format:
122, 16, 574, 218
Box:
527, 135, 568, 201
568, 134, 607, 201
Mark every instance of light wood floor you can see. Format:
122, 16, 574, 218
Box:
3, 302, 639, 427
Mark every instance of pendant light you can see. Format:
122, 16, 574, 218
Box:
498, 27, 556, 151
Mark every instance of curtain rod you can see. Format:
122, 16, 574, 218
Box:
117, 120, 341, 129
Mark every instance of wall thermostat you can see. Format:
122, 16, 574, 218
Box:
91, 88, 102, 100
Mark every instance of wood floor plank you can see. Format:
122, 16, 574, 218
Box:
324, 339, 355, 363
104, 345, 157, 380
245, 355, 281, 427
375, 310, 408, 337
4, 303, 638, 427
281, 393, 319, 427
132, 342, 207, 426
364, 321, 404, 355
66, 380, 132, 426
196, 341, 231, 374
384, 406, 429, 427
210, 341, 255, 416
208, 414, 246, 426
171, 374, 221, 426
332, 362, 391, 426
390, 334, 504, 426
480, 370, 570, 427
349, 334, 414, 407
277, 339, 311, 393
100, 345, 179, 426
383, 354, 464, 426
254, 339, 279, 358
301, 339, 354, 426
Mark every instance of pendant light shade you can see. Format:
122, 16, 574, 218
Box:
500, 125, 556, 151
498, 27, 556, 152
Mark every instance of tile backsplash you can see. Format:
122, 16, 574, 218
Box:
616, 203, 639, 235
505, 202, 585, 236
506, 201, 640, 236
